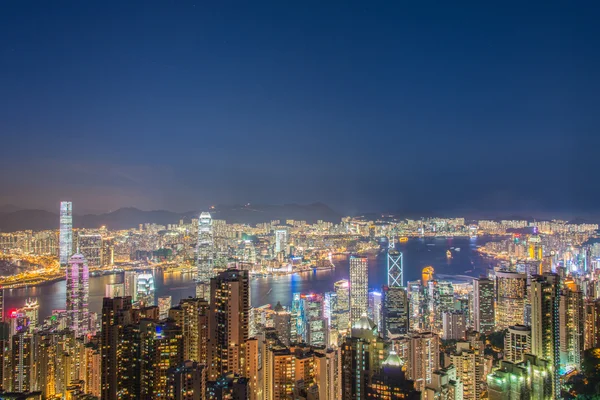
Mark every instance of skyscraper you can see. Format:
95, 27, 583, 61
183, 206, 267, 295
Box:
274, 229, 288, 254
136, 273, 155, 307
406, 331, 440, 393
495, 271, 526, 330
59, 201, 73, 268
387, 248, 403, 288
472, 278, 494, 334
381, 285, 409, 339
559, 279, 584, 370
196, 212, 214, 301
530, 273, 560, 399
158, 295, 172, 320
66, 253, 89, 337
208, 268, 250, 381
349, 256, 368, 326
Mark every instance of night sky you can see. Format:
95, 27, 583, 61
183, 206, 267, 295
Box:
1, 1, 599, 216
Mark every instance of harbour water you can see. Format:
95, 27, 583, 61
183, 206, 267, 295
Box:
3, 236, 495, 320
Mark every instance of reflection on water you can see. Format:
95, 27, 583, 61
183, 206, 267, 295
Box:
3, 237, 494, 320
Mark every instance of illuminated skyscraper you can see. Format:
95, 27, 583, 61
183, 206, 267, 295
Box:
196, 212, 214, 300
406, 331, 440, 393
368, 291, 382, 330
530, 273, 560, 398
66, 253, 89, 337
495, 271, 527, 330
559, 279, 584, 370
208, 268, 250, 380
584, 299, 600, 350
349, 256, 368, 326
59, 201, 73, 268
158, 296, 172, 320
473, 278, 494, 334
381, 285, 409, 339
387, 248, 403, 288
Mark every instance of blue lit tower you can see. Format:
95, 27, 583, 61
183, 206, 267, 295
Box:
196, 212, 214, 300
59, 201, 73, 268
387, 243, 403, 288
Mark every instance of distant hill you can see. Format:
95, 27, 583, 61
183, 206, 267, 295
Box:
0, 203, 342, 232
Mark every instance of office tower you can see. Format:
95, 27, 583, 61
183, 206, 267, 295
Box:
528, 235, 543, 261
12, 331, 33, 392
105, 282, 125, 298
559, 280, 584, 370
274, 228, 288, 254
59, 201, 73, 268
101, 237, 115, 267
0, 289, 4, 322
21, 299, 39, 331
428, 280, 454, 333
495, 271, 527, 330
136, 273, 155, 307
368, 291, 382, 330
584, 299, 600, 349
381, 285, 409, 339
406, 332, 439, 393
158, 295, 172, 320
367, 351, 420, 399
334, 280, 350, 312
168, 360, 206, 400
139, 320, 184, 399
387, 248, 403, 288
504, 325, 531, 363
66, 253, 89, 337
169, 297, 209, 364
101, 296, 134, 400
349, 256, 368, 326
196, 212, 214, 301
123, 270, 137, 298
473, 278, 494, 334
296, 294, 327, 346
442, 311, 466, 340
208, 268, 250, 381
530, 273, 560, 399
451, 340, 485, 400
77, 233, 103, 268
340, 316, 385, 400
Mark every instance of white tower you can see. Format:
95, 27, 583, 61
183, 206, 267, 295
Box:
66, 253, 89, 337
59, 201, 73, 267
196, 212, 214, 300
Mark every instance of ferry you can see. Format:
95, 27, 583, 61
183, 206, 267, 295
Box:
399, 237, 409, 243
446, 250, 452, 259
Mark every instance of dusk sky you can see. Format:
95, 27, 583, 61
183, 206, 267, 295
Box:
1, 1, 599, 216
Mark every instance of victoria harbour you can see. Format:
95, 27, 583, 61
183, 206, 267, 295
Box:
4, 236, 492, 320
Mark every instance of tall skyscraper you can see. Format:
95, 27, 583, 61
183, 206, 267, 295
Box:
495, 271, 527, 330
387, 248, 403, 288
584, 299, 600, 350
21, 298, 39, 330
530, 273, 560, 399
66, 253, 89, 337
101, 296, 134, 400
208, 268, 250, 381
472, 278, 494, 334
59, 201, 73, 267
349, 256, 368, 326
169, 297, 209, 364
406, 331, 440, 393
196, 212, 214, 301
136, 273, 155, 307
559, 279, 584, 370
381, 285, 409, 339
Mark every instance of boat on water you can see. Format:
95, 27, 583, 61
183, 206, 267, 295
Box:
446, 250, 452, 259
399, 237, 409, 243
455, 248, 461, 251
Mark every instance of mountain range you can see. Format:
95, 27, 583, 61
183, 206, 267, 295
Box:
0, 203, 342, 232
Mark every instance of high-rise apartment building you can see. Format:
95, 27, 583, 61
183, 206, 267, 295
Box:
169, 297, 209, 364
349, 256, 368, 326
77, 233, 103, 268
584, 299, 600, 350
442, 311, 466, 340
504, 325, 531, 363
59, 201, 73, 267
66, 253, 89, 337
406, 332, 440, 393
473, 278, 494, 334
559, 279, 584, 370
208, 268, 250, 381
495, 271, 527, 330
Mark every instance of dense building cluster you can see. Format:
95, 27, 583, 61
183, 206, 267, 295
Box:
0, 202, 599, 399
